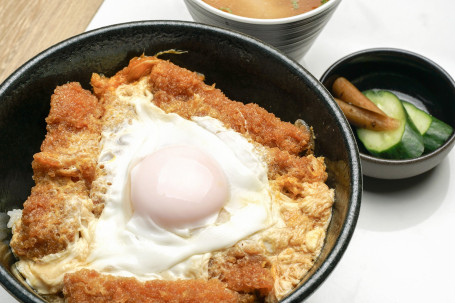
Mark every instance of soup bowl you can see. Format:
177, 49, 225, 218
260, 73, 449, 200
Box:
0, 21, 361, 302
184, 0, 342, 60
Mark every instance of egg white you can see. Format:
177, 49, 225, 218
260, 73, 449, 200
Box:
85, 80, 274, 280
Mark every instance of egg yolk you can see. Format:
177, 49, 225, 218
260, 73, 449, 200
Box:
130, 145, 229, 229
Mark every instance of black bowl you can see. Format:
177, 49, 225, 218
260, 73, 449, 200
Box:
320, 48, 455, 179
0, 21, 361, 302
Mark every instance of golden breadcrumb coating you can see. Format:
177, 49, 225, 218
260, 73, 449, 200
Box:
63, 269, 238, 303
208, 246, 274, 299
9, 55, 334, 302
91, 56, 312, 156
10, 83, 102, 259
91, 56, 326, 198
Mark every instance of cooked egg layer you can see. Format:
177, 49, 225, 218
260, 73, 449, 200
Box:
86, 81, 274, 279
9, 80, 276, 292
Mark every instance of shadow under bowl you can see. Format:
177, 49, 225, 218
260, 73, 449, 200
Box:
320, 48, 455, 179
0, 21, 361, 302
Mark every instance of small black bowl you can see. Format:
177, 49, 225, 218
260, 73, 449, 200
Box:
320, 48, 455, 179
0, 21, 361, 302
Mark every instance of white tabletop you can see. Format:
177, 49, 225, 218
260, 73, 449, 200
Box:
2, 0, 454, 302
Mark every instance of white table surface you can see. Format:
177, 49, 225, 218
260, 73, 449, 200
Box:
2, 0, 454, 302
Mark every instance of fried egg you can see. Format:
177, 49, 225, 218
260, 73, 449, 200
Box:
85, 80, 275, 280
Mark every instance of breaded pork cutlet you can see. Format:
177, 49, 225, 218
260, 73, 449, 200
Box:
63, 269, 238, 303
92, 57, 327, 197
10, 83, 103, 260
9, 55, 333, 302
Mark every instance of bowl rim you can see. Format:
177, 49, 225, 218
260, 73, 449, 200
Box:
320, 47, 455, 166
184, 0, 342, 25
0, 20, 361, 303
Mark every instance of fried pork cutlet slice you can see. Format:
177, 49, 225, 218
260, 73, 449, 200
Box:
208, 248, 274, 299
91, 56, 312, 156
63, 269, 238, 303
91, 56, 327, 194
9, 83, 103, 259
